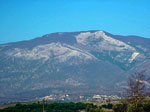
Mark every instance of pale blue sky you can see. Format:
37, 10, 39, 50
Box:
0, 0, 150, 44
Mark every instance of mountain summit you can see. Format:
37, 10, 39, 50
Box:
0, 30, 150, 103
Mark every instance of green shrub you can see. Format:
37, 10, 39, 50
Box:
113, 104, 127, 112
143, 100, 150, 112
102, 103, 113, 109
86, 106, 103, 112
127, 104, 144, 112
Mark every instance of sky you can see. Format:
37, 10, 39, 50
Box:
0, 0, 150, 44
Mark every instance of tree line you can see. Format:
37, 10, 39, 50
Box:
0, 102, 99, 112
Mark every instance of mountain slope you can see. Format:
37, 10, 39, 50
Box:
0, 30, 149, 103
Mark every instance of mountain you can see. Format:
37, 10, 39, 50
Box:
0, 30, 150, 103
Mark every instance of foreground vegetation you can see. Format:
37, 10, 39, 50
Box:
0, 102, 102, 112
1, 100, 150, 112
0, 102, 116, 112
113, 99, 150, 112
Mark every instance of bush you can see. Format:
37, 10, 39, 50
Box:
142, 100, 150, 112
113, 104, 127, 112
101, 103, 113, 109
127, 104, 144, 112
86, 106, 103, 112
